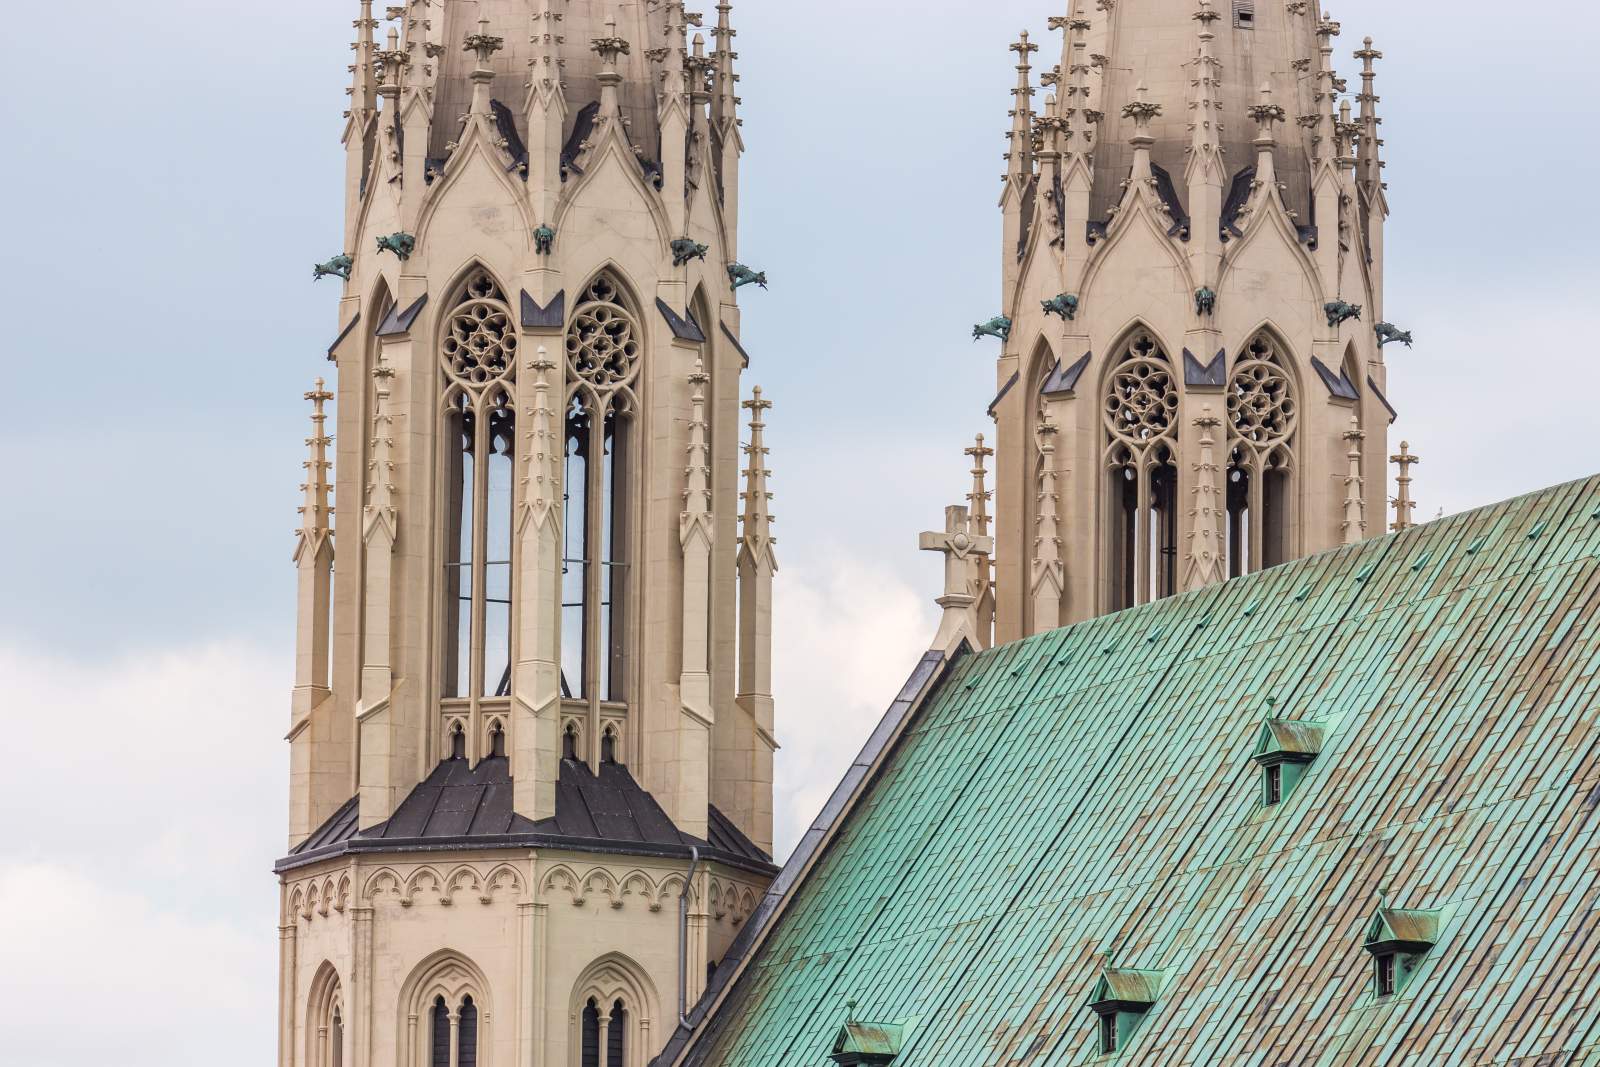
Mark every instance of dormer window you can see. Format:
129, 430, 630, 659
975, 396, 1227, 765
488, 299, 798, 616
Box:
1251, 718, 1326, 807
829, 1003, 903, 1066
1085, 966, 1164, 1056
1364, 900, 1442, 999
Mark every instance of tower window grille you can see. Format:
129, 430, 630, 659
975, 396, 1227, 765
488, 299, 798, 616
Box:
1233, 0, 1256, 28
1102, 332, 1180, 611
562, 274, 643, 764
1226, 334, 1298, 577
440, 270, 518, 738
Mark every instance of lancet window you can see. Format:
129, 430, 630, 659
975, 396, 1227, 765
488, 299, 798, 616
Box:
579, 997, 630, 1067
441, 270, 518, 726
1103, 332, 1180, 611
430, 994, 480, 1067
1226, 334, 1298, 576
562, 275, 642, 755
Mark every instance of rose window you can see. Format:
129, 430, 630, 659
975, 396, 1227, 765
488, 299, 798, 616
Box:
1104, 340, 1178, 450
566, 278, 642, 395
441, 273, 516, 387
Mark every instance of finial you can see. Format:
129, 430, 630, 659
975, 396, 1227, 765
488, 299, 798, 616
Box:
349, 0, 380, 116
740, 387, 776, 557
1184, 405, 1227, 590
1006, 32, 1039, 180
1123, 82, 1162, 170
1390, 442, 1419, 532
464, 9, 504, 116
298, 379, 336, 542
1342, 416, 1367, 545
375, 25, 409, 94
1188, 1, 1224, 161
682, 359, 713, 528
1355, 36, 1386, 191
592, 16, 632, 116
712, 0, 740, 130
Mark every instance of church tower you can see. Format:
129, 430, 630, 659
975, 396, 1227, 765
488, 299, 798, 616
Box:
934, 0, 1400, 645
276, 3, 778, 1066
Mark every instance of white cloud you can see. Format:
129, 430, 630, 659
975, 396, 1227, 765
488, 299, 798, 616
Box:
0, 644, 285, 1062
0, 862, 274, 1064
769, 558, 937, 858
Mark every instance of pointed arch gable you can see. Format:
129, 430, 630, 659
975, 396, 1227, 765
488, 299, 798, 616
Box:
1096, 320, 1180, 397
1082, 189, 1197, 301
568, 951, 661, 1067
415, 130, 537, 257
1216, 192, 1326, 309
1233, 319, 1306, 395
399, 949, 493, 1019
552, 133, 673, 249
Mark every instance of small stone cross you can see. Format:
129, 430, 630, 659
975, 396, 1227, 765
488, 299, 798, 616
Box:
920, 505, 995, 650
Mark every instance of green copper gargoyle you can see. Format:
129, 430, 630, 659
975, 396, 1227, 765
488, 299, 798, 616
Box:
1374, 322, 1413, 348
313, 254, 354, 282
672, 238, 710, 267
1196, 287, 1217, 316
1042, 294, 1080, 321
729, 263, 768, 290
376, 232, 417, 261
534, 225, 557, 255
1324, 299, 1363, 327
973, 316, 1013, 342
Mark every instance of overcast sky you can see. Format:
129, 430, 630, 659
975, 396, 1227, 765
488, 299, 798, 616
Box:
2, 0, 1596, 1062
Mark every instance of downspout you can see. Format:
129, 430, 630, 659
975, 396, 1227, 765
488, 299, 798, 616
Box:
679, 846, 701, 1026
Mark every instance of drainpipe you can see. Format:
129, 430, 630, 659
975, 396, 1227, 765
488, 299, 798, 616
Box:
679, 846, 701, 1026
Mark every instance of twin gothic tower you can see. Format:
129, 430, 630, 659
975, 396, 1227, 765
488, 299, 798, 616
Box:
929, 0, 1402, 648
278, 3, 776, 1066
275, 0, 1406, 1065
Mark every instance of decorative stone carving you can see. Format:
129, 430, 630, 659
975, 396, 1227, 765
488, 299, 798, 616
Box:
313, 253, 353, 281
972, 316, 1013, 342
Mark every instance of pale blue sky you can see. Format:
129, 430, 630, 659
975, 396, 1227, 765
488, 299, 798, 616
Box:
1, 0, 1595, 1062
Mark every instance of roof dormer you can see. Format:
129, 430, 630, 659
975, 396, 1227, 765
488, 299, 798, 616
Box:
1085, 966, 1165, 1055
829, 1003, 904, 1066
1251, 717, 1327, 807
1364, 900, 1443, 998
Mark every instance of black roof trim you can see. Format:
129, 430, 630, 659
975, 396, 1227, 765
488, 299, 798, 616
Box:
522, 289, 566, 329
1184, 348, 1227, 388
719, 323, 751, 368
657, 298, 708, 343
987, 371, 1022, 418
1042, 352, 1091, 397
276, 758, 775, 877
1312, 356, 1360, 401
328, 313, 361, 362
1368, 376, 1398, 423
1221, 164, 1256, 239
377, 294, 428, 337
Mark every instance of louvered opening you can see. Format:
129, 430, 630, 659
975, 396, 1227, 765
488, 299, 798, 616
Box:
1234, 0, 1256, 27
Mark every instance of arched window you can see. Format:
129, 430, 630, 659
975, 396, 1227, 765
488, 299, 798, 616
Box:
488, 720, 506, 759
309, 964, 345, 1067
570, 954, 657, 1067
441, 270, 518, 715
427, 991, 481, 1067
1103, 331, 1180, 611
431, 996, 450, 1067
562, 274, 643, 759
1226, 334, 1298, 575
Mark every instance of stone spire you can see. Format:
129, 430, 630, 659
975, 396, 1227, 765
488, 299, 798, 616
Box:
1310, 13, 1341, 166
1123, 82, 1162, 181
293, 380, 336, 728
966, 434, 996, 649
1006, 31, 1040, 183
526, 0, 568, 216
681, 360, 716, 733
1355, 36, 1385, 195
736, 388, 778, 806
1248, 81, 1286, 185
513, 347, 563, 817
349, 0, 379, 119
1184, 407, 1226, 590
1342, 416, 1367, 545
1031, 419, 1065, 635
711, 1, 740, 132
1061, 7, 1096, 157
1186, 0, 1225, 171
464, 10, 505, 118
358, 349, 399, 826
592, 16, 631, 120
1391, 442, 1419, 532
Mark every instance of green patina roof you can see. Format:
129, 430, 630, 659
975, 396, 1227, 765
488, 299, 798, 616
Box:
1086, 968, 1166, 1010
1366, 906, 1444, 951
832, 1020, 906, 1057
672, 476, 1600, 1066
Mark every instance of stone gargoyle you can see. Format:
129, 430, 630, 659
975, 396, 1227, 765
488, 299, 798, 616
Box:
672, 238, 710, 267
1324, 299, 1363, 327
1042, 294, 1080, 321
313, 254, 353, 282
973, 316, 1013, 342
729, 263, 768, 290
376, 232, 417, 261
1374, 322, 1414, 348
